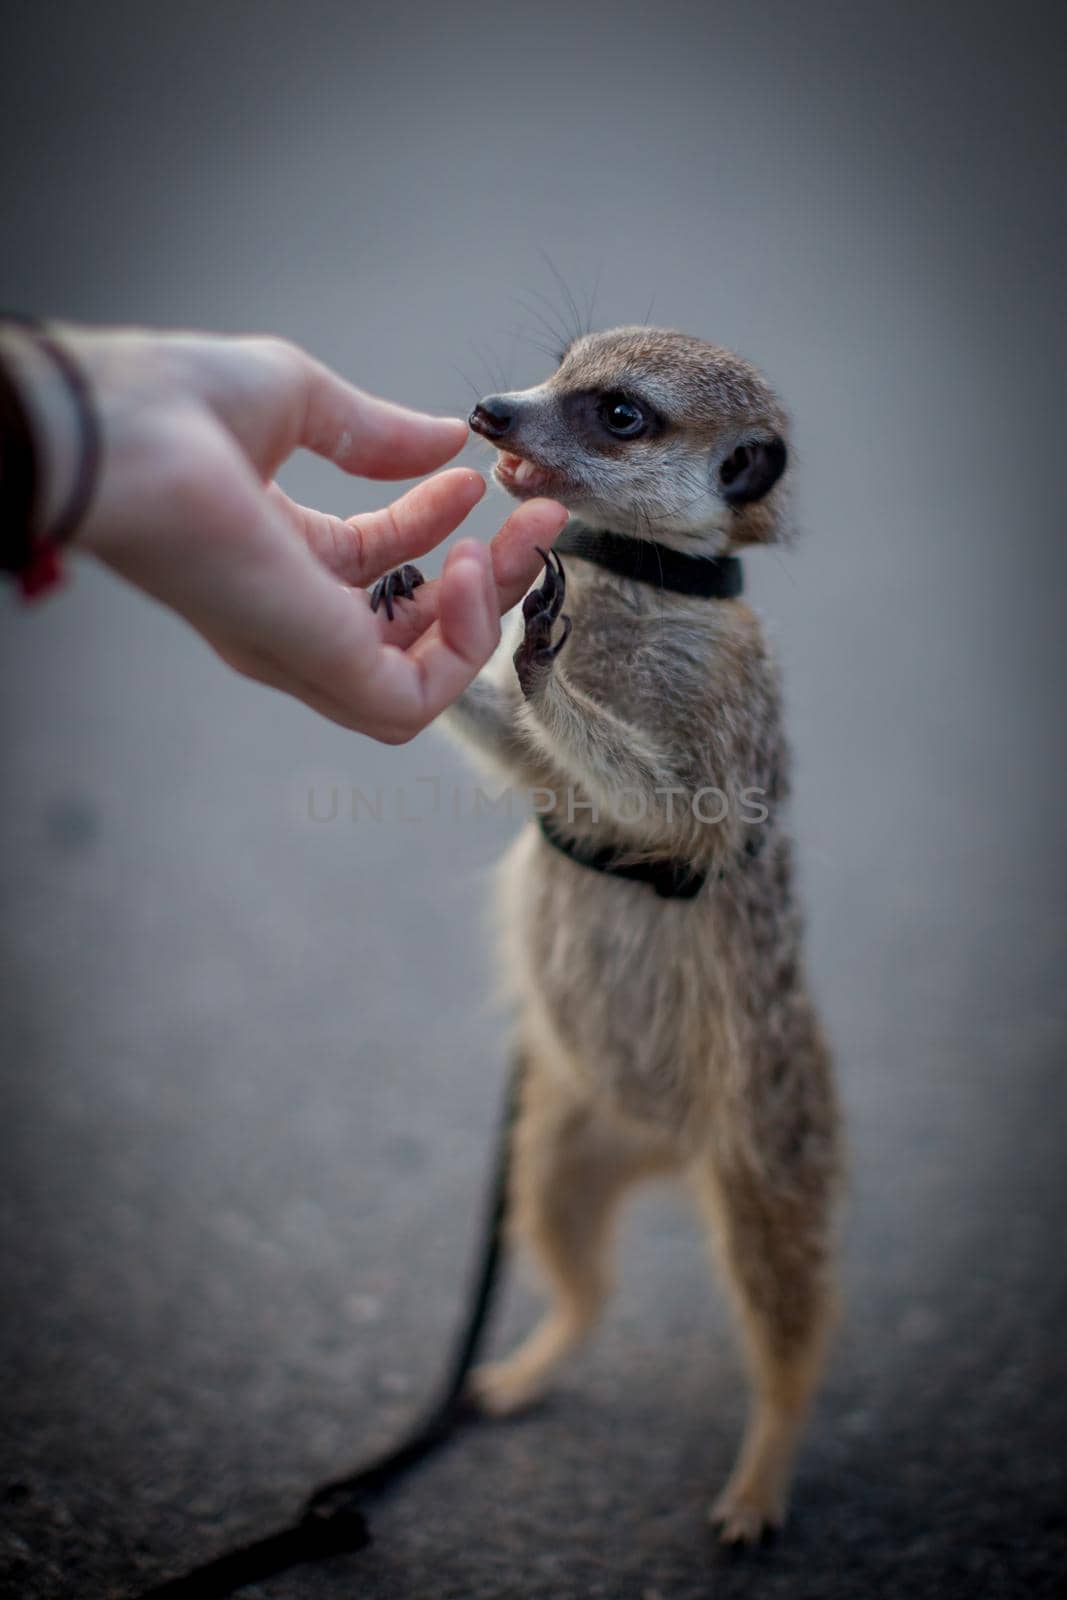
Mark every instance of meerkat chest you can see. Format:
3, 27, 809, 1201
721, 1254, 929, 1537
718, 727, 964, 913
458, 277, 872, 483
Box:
562, 583, 715, 728
498, 829, 735, 1133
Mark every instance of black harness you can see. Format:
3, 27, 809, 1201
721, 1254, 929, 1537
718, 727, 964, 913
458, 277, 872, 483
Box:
538, 527, 746, 902
539, 813, 707, 899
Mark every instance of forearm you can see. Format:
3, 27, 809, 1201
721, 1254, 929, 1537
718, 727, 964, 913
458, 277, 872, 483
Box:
511, 553, 691, 834
519, 668, 682, 827
446, 672, 530, 772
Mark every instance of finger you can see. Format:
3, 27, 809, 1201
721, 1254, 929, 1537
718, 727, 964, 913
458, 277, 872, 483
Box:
297, 350, 468, 479
228, 529, 496, 743
482, 496, 570, 615
270, 468, 486, 585
372, 497, 570, 651
354, 541, 500, 738
174, 334, 468, 483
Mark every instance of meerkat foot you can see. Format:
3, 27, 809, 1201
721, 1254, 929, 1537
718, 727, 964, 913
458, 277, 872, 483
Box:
369, 562, 425, 622
467, 1357, 551, 1417
514, 547, 571, 696
709, 1477, 785, 1547
468, 1307, 587, 1417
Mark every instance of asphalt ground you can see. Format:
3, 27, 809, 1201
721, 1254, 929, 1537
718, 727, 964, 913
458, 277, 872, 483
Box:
2, 4, 1065, 1597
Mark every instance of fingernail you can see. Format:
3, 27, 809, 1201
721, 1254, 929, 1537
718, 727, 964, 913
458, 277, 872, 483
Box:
450, 537, 486, 565
530, 497, 569, 527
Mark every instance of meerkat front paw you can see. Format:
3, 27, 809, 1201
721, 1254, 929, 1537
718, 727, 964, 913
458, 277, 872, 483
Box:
514, 547, 571, 698
369, 562, 425, 622
709, 1478, 785, 1547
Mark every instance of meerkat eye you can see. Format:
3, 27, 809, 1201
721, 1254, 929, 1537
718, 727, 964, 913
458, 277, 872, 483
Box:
598, 393, 647, 438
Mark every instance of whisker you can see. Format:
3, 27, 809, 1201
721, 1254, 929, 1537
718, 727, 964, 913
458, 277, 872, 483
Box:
513, 296, 570, 363
536, 248, 586, 346
471, 337, 509, 394
464, 339, 503, 396
768, 548, 799, 587
522, 285, 575, 353
449, 363, 482, 401
584, 259, 604, 336
505, 323, 563, 365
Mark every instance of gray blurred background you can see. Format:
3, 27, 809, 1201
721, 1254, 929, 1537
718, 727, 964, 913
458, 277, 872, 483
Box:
1, 1, 1065, 1596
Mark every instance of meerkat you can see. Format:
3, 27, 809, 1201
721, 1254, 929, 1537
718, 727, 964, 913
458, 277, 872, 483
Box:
372, 327, 841, 1545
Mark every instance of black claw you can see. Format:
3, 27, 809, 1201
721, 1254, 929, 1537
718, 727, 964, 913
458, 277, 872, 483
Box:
549, 613, 572, 658
522, 547, 566, 625
514, 548, 571, 694
370, 563, 425, 622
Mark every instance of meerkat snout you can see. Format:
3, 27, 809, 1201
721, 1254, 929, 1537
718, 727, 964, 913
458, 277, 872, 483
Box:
469, 396, 514, 441
468, 327, 792, 550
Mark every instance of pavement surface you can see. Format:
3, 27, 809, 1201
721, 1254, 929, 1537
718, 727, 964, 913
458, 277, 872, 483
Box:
2, 4, 1066, 1598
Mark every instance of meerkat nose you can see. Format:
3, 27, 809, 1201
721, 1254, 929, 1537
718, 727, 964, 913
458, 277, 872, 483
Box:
469, 396, 513, 441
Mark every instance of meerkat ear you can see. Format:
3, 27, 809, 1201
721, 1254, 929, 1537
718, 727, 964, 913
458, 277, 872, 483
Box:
718, 435, 788, 506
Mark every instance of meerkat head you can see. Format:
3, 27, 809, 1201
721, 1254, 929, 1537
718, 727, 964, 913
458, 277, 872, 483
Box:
469, 327, 791, 551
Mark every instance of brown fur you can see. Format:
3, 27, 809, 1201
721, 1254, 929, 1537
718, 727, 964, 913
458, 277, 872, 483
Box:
444, 328, 841, 1545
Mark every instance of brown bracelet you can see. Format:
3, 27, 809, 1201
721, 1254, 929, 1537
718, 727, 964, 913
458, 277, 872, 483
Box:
0, 348, 38, 576
0, 315, 102, 597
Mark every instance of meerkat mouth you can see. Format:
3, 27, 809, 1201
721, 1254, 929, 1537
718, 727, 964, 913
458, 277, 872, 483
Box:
494, 450, 557, 497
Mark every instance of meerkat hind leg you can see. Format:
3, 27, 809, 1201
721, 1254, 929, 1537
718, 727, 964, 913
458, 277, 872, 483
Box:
471, 1066, 676, 1417
692, 1140, 837, 1546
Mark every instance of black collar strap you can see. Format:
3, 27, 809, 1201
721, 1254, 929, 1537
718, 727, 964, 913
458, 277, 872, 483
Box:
554, 526, 743, 599
538, 814, 706, 900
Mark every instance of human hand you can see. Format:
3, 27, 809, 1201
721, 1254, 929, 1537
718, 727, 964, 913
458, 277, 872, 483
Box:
5, 325, 567, 741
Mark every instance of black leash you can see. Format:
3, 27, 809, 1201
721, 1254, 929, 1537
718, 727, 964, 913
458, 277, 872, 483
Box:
132, 1064, 521, 1600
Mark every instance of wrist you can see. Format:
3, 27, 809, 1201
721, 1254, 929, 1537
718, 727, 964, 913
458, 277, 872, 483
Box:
0, 325, 82, 535
0, 320, 103, 596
